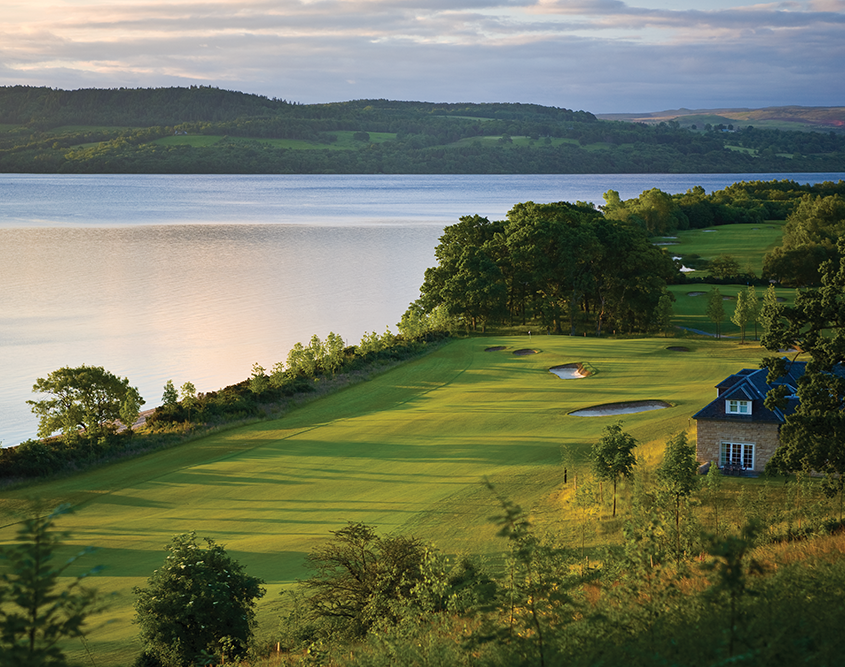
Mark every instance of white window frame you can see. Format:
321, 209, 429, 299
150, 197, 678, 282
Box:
726, 399, 752, 415
720, 441, 755, 469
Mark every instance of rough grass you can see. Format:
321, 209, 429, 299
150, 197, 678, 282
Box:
0, 335, 773, 666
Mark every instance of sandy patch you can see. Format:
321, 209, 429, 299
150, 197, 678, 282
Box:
485, 346, 506, 352
513, 349, 539, 356
687, 291, 705, 297
703, 229, 717, 233
570, 400, 671, 417
549, 363, 589, 379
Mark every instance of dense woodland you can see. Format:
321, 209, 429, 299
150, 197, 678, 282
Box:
412, 179, 845, 335
2, 86, 845, 173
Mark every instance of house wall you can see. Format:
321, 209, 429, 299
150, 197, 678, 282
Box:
695, 419, 781, 473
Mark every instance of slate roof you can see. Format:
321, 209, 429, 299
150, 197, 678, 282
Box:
692, 360, 806, 424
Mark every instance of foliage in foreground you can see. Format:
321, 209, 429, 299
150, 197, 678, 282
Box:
0, 505, 103, 667
266, 493, 845, 667
133, 532, 265, 667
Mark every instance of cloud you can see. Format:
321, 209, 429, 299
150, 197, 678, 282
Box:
0, 0, 842, 111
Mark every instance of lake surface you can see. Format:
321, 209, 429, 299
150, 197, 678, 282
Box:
2, 172, 843, 446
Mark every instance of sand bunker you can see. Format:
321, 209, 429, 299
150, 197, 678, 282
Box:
570, 400, 671, 417
687, 291, 705, 297
513, 349, 538, 356
485, 346, 506, 352
666, 346, 690, 352
549, 363, 589, 379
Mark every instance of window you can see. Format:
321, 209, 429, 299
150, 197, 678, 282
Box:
720, 442, 754, 469
726, 399, 751, 415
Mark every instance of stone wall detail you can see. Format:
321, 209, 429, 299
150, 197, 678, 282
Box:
695, 419, 781, 473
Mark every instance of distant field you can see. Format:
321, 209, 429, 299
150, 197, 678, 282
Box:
0, 335, 771, 666
152, 130, 398, 150
660, 222, 785, 277
449, 135, 615, 151
48, 125, 135, 135
667, 284, 795, 337
154, 134, 226, 147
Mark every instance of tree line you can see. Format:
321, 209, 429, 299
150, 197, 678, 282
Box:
0, 326, 451, 481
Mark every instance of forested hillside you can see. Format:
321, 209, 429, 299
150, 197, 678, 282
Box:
2, 86, 845, 173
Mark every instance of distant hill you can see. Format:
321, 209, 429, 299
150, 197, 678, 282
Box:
1, 87, 844, 174
598, 106, 845, 134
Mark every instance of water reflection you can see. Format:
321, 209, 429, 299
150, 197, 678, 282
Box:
0, 224, 440, 445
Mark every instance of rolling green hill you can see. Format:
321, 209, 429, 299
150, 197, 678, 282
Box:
2, 86, 845, 173
0, 336, 774, 665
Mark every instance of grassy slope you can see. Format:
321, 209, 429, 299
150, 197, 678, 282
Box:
152, 131, 398, 151
0, 335, 769, 665
664, 222, 786, 277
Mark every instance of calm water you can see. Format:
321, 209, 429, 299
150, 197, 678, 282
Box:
2, 173, 843, 446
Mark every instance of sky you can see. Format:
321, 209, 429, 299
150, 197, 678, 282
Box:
1, 0, 843, 113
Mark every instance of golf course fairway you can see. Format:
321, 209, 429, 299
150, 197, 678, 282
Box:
0, 335, 773, 665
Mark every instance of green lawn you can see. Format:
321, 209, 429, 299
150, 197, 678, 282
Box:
667, 284, 795, 337
660, 222, 785, 277
0, 335, 770, 666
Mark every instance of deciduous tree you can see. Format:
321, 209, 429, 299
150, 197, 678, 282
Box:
27, 365, 144, 443
161, 380, 178, 407
134, 532, 265, 667
762, 238, 845, 507
657, 431, 699, 559
707, 288, 726, 338
591, 422, 638, 517
301, 522, 428, 638
730, 289, 751, 344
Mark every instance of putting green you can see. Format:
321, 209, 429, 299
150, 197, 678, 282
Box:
0, 335, 770, 665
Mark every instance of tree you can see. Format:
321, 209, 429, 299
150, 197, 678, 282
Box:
134, 532, 265, 667
162, 380, 178, 407
653, 289, 675, 336
710, 254, 740, 280
746, 285, 760, 341
322, 332, 345, 375
0, 505, 103, 667
179, 382, 197, 421
657, 431, 699, 559
730, 289, 751, 344
120, 387, 144, 437
706, 288, 726, 338
591, 422, 638, 517
27, 365, 145, 443
761, 238, 845, 504
759, 284, 780, 336
248, 362, 268, 395
301, 522, 428, 639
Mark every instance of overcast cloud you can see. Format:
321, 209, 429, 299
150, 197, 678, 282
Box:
0, 0, 842, 112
